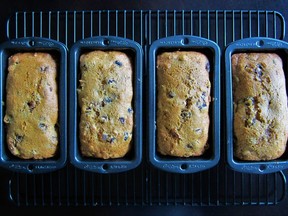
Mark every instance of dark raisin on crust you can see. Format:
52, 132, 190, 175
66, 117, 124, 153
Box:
27, 101, 36, 112
181, 110, 192, 120
119, 117, 125, 124
205, 62, 210, 72
114, 60, 122, 67
39, 66, 49, 72
39, 123, 48, 130
169, 128, 180, 139
124, 132, 129, 141
168, 91, 176, 98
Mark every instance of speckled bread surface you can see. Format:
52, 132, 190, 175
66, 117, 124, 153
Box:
232, 53, 288, 161
78, 50, 133, 159
157, 51, 211, 157
4, 52, 58, 159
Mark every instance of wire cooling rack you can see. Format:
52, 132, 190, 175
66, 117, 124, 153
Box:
1, 10, 287, 206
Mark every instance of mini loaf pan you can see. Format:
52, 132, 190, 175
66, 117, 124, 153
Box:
148, 35, 221, 173
225, 37, 288, 174
0, 37, 68, 174
69, 36, 143, 174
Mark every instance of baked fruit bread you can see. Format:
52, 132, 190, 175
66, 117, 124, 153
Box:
78, 50, 133, 159
4, 52, 59, 159
157, 51, 211, 157
232, 53, 288, 161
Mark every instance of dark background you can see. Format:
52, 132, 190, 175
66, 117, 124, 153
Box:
1, 0, 288, 215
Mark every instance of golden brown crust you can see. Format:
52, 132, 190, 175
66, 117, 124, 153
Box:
157, 51, 211, 157
78, 50, 133, 159
4, 52, 58, 159
232, 53, 288, 161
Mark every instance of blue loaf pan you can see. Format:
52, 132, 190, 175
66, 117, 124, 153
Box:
0, 37, 68, 174
148, 35, 221, 173
225, 37, 288, 174
69, 36, 143, 174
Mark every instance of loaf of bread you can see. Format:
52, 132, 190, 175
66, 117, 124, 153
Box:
78, 50, 133, 159
157, 51, 211, 157
4, 52, 58, 159
232, 53, 288, 161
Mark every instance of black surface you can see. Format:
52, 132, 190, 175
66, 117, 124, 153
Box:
1, 1, 288, 216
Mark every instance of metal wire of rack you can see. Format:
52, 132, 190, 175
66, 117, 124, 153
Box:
2, 10, 287, 207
